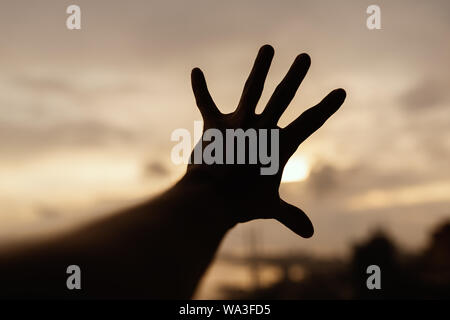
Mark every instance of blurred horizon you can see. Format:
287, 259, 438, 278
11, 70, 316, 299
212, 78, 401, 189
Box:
0, 0, 449, 298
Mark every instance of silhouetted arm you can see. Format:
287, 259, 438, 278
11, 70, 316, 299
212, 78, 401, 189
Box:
0, 45, 346, 299
0, 172, 236, 298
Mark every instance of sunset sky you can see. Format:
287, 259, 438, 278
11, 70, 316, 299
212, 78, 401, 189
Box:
0, 0, 449, 297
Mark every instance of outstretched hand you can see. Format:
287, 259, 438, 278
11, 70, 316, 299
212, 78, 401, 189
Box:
0, 44, 347, 300
188, 45, 346, 239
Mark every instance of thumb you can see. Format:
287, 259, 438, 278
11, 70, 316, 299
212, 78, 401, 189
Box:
275, 199, 314, 238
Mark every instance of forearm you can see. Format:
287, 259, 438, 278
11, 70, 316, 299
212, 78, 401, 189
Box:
0, 173, 233, 299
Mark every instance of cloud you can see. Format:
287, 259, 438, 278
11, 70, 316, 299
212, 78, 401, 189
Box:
10, 72, 143, 100
399, 79, 449, 111
0, 120, 136, 150
142, 161, 169, 177
300, 161, 449, 201
36, 206, 60, 220
306, 163, 339, 196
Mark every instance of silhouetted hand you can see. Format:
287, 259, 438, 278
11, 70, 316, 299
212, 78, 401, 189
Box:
0, 44, 346, 300
189, 45, 346, 238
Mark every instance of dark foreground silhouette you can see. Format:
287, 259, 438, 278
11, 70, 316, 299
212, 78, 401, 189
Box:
0, 45, 346, 299
222, 221, 450, 299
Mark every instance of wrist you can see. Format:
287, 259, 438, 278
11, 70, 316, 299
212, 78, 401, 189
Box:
166, 169, 238, 232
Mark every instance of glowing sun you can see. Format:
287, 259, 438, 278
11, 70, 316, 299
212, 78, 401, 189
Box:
281, 156, 309, 183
